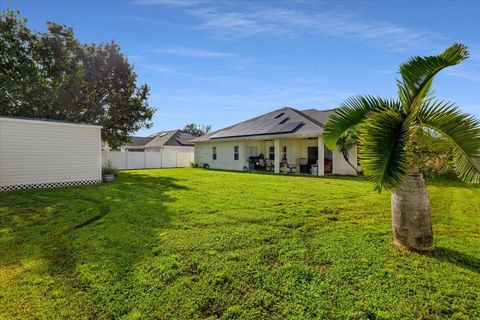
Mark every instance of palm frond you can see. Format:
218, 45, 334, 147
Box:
398, 43, 469, 111
336, 129, 358, 152
360, 107, 410, 192
419, 100, 480, 183
323, 95, 397, 150
336, 129, 360, 175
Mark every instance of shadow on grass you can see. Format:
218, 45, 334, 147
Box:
0, 172, 190, 280
430, 247, 480, 274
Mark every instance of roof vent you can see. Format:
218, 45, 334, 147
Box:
279, 117, 290, 124
274, 112, 285, 119
157, 132, 168, 137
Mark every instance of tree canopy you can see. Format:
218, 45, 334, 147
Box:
324, 43, 480, 192
182, 123, 212, 137
0, 10, 155, 148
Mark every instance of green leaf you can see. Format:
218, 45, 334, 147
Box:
323, 95, 396, 150
336, 129, 358, 154
397, 43, 469, 112
419, 100, 480, 184
359, 107, 409, 192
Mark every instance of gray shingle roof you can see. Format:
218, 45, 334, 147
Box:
125, 136, 155, 147
300, 108, 337, 125
125, 130, 196, 148
191, 107, 337, 143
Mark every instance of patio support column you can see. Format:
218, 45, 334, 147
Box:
317, 136, 325, 176
274, 139, 280, 173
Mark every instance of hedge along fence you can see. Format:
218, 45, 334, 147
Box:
101, 151, 194, 170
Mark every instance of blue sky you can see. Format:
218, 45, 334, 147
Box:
2, 0, 480, 136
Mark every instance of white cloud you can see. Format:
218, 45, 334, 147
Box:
444, 67, 480, 82
154, 46, 234, 58
116, 15, 176, 26
132, 0, 209, 7
131, 1, 444, 51
189, 6, 441, 51
366, 68, 397, 75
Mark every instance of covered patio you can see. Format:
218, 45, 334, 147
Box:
242, 136, 333, 176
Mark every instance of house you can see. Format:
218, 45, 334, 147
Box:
0, 116, 102, 191
191, 107, 359, 176
116, 129, 196, 153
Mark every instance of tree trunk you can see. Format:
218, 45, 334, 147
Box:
391, 174, 434, 251
342, 151, 360, 175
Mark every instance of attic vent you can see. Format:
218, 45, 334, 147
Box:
274, 112, 285, 118
279, 117, 290, 124
158, 132, 168, 137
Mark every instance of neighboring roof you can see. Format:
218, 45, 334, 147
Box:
124, 130, 196, 148
176, 131, 197, 146
191, 107, 337, 143
126, 136, 154, 147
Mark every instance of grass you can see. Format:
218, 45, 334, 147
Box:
0, 169, 479, 319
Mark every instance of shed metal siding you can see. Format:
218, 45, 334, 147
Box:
0, 117, 102, 189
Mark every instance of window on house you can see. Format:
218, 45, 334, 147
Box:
282, 146, 287, 159
269, 146, 275, 160
246, 147, 257, 158
234, 146, 239, 160
212, 147, 217, 160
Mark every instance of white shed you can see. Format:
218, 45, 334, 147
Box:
0, 117, 102, 191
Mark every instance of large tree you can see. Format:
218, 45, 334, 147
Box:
0, 10, 155, 148
324, 43, 480, 251
183, 123, 212, 137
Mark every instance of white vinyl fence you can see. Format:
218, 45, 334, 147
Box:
102, 151, 194, 170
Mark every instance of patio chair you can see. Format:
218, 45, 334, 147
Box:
280, 159, 291, 173
266, 159, 274, 172
324, 160, 332, 173
296, 158, 308, 174
258, 158, 266, 171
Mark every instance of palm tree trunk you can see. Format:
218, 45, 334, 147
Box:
341, 151, 360, 175
391, 174, 434, 251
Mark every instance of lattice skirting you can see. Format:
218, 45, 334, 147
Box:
0, 179, 102, 192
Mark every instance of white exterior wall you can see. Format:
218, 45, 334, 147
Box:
0, 117, 101, 191
194, 141, 245, 171
194, 137, 359, 175
332, 145, 359, 175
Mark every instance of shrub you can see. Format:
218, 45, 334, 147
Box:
190, 161, 198, 168
410, 130, 456, 178
102, 160, 117, 175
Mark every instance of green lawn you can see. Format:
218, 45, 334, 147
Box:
0, 169, 479, 319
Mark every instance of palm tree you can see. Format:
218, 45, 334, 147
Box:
336, 129, 361, 175
323, 43, 480, 251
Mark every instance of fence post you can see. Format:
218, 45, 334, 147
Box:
175, 152, 178, 167
126, 151, 129, 169
144, 150, 147, 169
